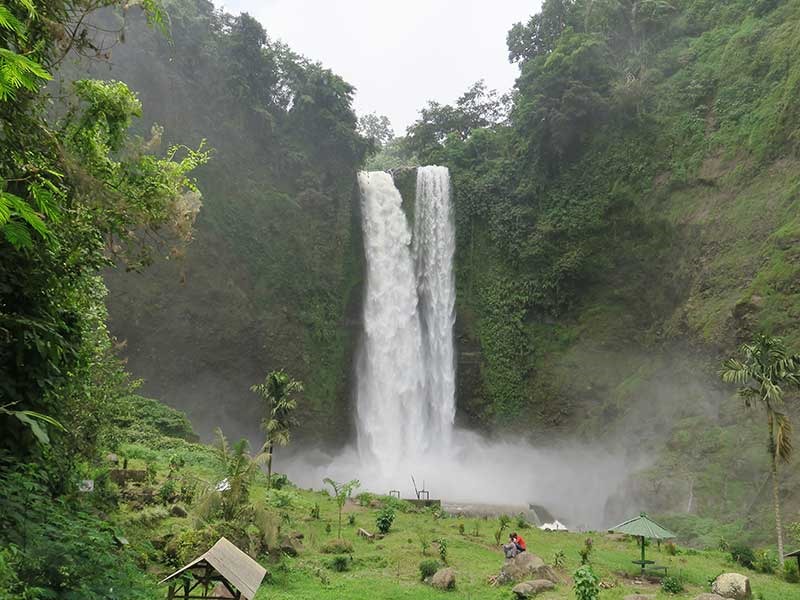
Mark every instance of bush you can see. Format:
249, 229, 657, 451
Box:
320, 539, 354, 554
419, 559, 440, 580
310, 503, 320, 519
265, 489, 299, 508
326, 554, 350, 572
437, 538, 448, 564
376, 507, 395, 534
754, 549, 778, 574
516, 514, 530, 529
270, 473, 290, 489
730, 544, 756, 569
573, 565, 599, 600
661, 575, 684, 594
784, 560, 800, 583
664, 541, 678, 556
356, 492, 375, 507
579, 537, 594, 565
553, 550, 566, 568
348, 513, 356, 526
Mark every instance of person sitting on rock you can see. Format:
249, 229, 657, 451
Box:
512, 532, 527, 553
503, 533, 519, 558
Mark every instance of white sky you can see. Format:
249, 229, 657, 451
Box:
219, 0, 543, 133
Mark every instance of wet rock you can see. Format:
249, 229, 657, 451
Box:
170, 504, 188, 518
278, 535, 301, 557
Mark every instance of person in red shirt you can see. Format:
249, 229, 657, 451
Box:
512, 532, 527, 553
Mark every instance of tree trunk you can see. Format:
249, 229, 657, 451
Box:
768, 413, 785, 565
267, 441, 274, 490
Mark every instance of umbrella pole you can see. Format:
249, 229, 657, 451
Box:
640, 536, 646, 575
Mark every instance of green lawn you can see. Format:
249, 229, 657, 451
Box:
245, 487, 797, 600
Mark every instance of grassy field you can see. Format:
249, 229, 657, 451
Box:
248, 487, 798, 600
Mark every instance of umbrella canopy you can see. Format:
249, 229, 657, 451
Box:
611, 512, 676, 540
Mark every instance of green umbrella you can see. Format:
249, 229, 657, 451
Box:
611, 513, 676, 574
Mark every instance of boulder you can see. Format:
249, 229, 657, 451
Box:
170, 504, 188, 518
712, 573, 752, 600
498, 553, 553, 584
431, 567, 456, 590
278, 535, 301, 557
512, 579, 556, 597
694, 595, 726, 600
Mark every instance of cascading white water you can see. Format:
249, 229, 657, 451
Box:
413, 166, 456, 449
288, 170, 631, 521
356, 167, 456, 472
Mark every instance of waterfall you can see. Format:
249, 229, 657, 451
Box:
356, 167, 456, 473
413, 166, 456, 449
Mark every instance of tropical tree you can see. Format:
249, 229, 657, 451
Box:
323, 478, 360, 538
721, 334, 800, 564
197, 428, 269, 521
250, 370, 303, 488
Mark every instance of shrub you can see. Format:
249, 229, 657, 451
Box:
516, 514, 530, 529
437, 538, 448, 564
730, 544, 756, 569
348, 513, 356, 526
419, 559, 440, 580
553, 550, 566, 568
661, 575, 684, 594
573, 565, 599, 600
325, 523, 332, 534
664, 541, 678, 556
783, 560, 800, 583
265, 489, 298, 508
320, 538, 354, 554
579, 537, 594, 565
458, 522, 465, 535
326, 554, 350, 572
417, 530, 430, 555
754, 549, 778, 574
376, 507, 395, 534
356, 492, 375, 507
270, 473, 290, 490
310, 503, 320, 519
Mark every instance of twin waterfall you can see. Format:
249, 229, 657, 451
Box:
356, 167, 456, 475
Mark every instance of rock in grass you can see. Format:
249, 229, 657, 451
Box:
512, 579, 555, 597
430, 567, 456, 590
712, 573, 752, 600
693, 594, 726, 600
278, 535, 302, 557
498, 553, 554, 584
169, 504, 188, 518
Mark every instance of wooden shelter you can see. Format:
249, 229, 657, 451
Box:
159, 537, 266, 600
786, 549, 800, 572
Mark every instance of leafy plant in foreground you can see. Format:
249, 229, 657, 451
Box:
573, 565, 600, 600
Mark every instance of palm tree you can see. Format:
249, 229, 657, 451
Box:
198, 428, 269, 521
250, 370, 303, 488
324, 477, 360, 538
721, 334, 800, 564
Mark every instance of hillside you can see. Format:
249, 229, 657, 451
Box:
384, 0, 800, 544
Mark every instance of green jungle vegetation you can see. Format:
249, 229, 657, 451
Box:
3, 0, 800, 597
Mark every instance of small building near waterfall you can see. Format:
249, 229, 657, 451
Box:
159, 537, 266, 600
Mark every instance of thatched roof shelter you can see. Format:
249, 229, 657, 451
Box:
159, 537, 266, 600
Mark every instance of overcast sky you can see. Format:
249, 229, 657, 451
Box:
218, 0, 543, 133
